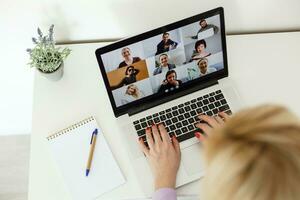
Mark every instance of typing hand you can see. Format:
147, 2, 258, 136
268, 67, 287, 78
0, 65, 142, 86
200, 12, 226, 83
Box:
138, 123, 181, 190
194, 112, 230, 141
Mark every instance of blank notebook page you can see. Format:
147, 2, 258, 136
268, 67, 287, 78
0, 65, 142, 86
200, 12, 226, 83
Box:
47, 117, 125, 200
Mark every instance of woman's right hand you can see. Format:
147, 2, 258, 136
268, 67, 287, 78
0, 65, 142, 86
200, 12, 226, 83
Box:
194, 112, 230, 141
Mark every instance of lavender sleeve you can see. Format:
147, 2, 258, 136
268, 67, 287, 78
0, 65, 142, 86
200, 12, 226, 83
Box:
152, 188, 177, 200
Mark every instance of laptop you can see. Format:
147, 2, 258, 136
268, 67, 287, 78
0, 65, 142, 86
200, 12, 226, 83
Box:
95, 7, 242, 195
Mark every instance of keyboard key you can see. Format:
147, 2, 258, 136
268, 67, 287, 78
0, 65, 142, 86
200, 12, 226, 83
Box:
141, 122, 147, 128
178, 108, 185, 114
184, 101, 190, 105
209, 92, 215, 96
137, 129, 145, 136
175, 129, 182, 136
196, 108, 203, 114
133, 120, 139, 125
208, 103, 215, 109
175, 122, 183, 129
184, 106, 191, 112
166, 127, 170, 132
197, 97, 203, 101
169, 132, 175, 137
181, 127, 188, 133
135, 124, 142, 130
146, 115, 152, 120
191, 99, 197, 103
172, 110, 179, 116
177, 131, 195, 142
206, 111, 213, 116
166, 108, 171, 112
178, 115, 184, 121
178, 104, 184, 108
209, 97, 215, 103
172, 106, 178, 110
166, 113, 172, 118
197, 101, 203, 107
188, 124, 194, 131
159, 111, 165, 115
190, 110, 197, 116
166, 119, 172, 126
171, 117, 178, 123
215, 94, 224, 100
194, 116, 199, 121
203, 99, 209, 105
220, 99, 227, 105
147, 120, 153, 126
203, 106, 209, 112
204, 94, 209, 98
170, 125, 176, 131
140, 118, 146, 122
219, 104, 230, 112
184, 113, 191, 118
153, 117, 160, 123
188, 118, 195, 124
216, 90, 222, 94
160, 115, 166, 121
214, 101, 221, 107
212, 108, 218, 114
182, 120, 188, 126
152, 113, 159, 118
191, 104, 197, 109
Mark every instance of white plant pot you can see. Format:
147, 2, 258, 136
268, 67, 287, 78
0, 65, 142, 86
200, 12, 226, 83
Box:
38, 63, 64, 81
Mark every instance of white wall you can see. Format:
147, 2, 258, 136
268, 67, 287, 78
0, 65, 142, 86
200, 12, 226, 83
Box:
1, 0, 300, 135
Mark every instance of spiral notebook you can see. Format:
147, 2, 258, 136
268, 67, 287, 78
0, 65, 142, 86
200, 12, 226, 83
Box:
47, 117, 125, 200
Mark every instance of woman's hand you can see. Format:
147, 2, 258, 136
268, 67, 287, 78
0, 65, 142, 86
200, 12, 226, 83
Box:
138, 123, 181, 190
195, 112, 230, 141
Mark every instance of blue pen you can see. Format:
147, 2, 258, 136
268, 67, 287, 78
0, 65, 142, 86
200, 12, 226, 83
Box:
86, 128, 98, 177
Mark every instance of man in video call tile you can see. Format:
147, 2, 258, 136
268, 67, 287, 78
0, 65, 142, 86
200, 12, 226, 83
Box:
155, 32, 178, 55
118, 47, 141, 68
158, 70, 182, 93
153, 53, 176, 75
197, 57, 216, 76
192, 19, 219, 39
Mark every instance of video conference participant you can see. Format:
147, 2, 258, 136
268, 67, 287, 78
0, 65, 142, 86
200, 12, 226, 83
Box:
155, 32, 178, 55
121, 84, 145, 105
118, 47, 141, 68
158, 70, 182, 93
191, 19, 219, 39
197, 57, 216, 76
153, 54, 176, 75
191, 39, 211, 61
111, 65, 140, 89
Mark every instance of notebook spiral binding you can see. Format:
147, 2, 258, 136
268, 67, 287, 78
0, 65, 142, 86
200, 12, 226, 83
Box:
46, 116, 94, 141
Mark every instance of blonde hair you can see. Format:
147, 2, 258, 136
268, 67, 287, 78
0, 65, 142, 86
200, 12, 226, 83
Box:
204, 105, 300, 200
125, 84, 140, 99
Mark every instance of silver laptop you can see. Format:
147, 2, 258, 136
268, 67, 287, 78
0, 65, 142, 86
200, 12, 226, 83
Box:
95, 7, 242, 195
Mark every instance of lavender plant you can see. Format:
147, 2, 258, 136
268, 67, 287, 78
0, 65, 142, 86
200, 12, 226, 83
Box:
27, 25, 71, 73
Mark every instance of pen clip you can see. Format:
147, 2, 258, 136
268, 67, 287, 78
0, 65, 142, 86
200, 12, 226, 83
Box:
90, 129, 98, 144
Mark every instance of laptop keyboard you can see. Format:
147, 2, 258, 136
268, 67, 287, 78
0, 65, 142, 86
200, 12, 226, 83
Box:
133, 90, 232, 145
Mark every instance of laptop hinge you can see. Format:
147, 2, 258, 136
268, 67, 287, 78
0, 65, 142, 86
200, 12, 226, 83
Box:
128, 79, 219, 116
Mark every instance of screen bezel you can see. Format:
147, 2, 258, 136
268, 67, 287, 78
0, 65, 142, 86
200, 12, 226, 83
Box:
95, 7, 228, 117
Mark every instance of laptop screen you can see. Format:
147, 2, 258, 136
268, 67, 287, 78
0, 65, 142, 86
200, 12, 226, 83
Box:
96, 7, 227, 117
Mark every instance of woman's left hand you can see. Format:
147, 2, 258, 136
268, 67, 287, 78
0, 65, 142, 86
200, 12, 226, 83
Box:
138, 123, 181, 190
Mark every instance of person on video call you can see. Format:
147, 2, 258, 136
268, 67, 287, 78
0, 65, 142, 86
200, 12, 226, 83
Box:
118, 47, 141, 68
197, 57, 216, 76
138, 105, 300, 200
121, 84, 145, 105
191, 39, 211, 61
155, 32, 178, 55
157, 70, 182, 93
112, 65, 140, 89
192, 19, 219, 39
153, 54, 176, 75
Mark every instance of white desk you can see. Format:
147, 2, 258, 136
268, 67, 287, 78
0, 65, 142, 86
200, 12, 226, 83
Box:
28, 32, 300, 200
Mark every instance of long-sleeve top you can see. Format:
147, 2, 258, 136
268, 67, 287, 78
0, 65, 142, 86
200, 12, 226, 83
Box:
153, 188, 177, 200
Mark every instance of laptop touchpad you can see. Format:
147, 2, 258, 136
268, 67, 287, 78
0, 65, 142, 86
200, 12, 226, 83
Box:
181, 144, 205, 175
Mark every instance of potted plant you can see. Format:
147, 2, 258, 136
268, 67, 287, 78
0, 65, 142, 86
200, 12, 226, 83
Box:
27, 25, 71, 81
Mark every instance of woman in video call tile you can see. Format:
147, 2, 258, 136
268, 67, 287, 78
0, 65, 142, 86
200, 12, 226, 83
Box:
121, 84, 145, 105
197, 57, 216, 76
153, 53, 176, 75
118, 47, 141, 68
191, 39, 211, 61
112, 65, 140, 89
158, 70, 182, 93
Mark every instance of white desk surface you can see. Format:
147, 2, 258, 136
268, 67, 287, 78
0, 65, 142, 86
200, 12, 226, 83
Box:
28, 32, 300, 200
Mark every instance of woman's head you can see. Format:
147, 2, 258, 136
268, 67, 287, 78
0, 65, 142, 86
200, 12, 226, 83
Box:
121, 47, 131, 59
197, 58, 208, 74
165, 70, 177, 83
126, 84, 138, 95
159, 53, 169, 67
204, 105, 300, 200
125, 65, 135, 75
195, 39, 207, 53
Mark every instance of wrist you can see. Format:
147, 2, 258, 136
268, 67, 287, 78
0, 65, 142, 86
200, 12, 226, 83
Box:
154, 176, 176, 190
